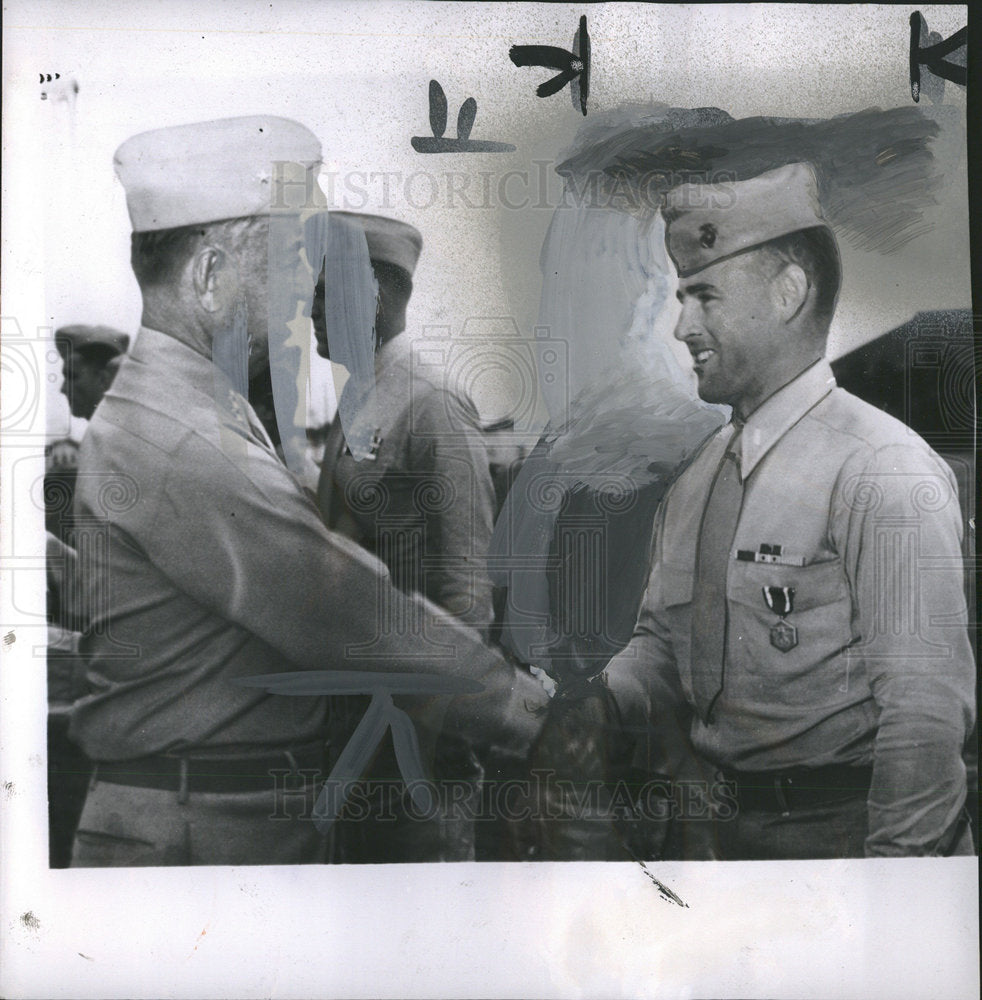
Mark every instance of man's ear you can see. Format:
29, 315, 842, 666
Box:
96, 356, 122, 394
773, 262, 810, 323
192, 245, 231, 313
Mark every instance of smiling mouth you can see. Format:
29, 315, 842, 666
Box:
692, 348, 715, 368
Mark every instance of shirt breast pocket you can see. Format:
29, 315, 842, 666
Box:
727, 557, 856, 695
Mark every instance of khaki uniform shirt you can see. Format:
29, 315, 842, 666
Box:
69, 328, 518, 761
607, 360, 975, 855
317, 334, 497, 634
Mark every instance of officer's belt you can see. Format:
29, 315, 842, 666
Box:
722, 764, 873, 813
92, 743, 326, 795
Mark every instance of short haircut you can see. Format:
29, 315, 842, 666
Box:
755, 226, 842, 328
72, 342, 124, 369
130, 215, 267, 289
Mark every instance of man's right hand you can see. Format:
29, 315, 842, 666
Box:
603, 661, 726, 860
447, 662, 549, 761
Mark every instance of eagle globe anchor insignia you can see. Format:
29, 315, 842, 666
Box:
763, 586, 798, 652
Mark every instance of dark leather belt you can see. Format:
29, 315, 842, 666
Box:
722, 764, 873, 814
93, 745, 326, 795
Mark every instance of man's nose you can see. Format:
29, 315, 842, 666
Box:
673, 300, 698, 342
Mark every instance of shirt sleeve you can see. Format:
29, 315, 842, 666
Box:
836, 442, 975, 856
141, 429, 547, 751
603, 505, 725, 860
603, 503, 699, 775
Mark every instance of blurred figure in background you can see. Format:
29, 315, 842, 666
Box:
314, 212, 500, 862
46, 324, 129, 866
56, 324, 130, 420
46, 325, 130, 542
316, 214, 497, 633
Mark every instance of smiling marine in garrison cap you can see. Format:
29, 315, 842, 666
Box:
602, 162, 975, 860
663, 162, 828, 278
67, 116, 547, 869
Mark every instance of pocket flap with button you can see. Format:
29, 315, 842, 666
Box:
728, 557, 846, 612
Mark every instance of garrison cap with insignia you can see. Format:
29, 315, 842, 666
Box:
113, 115, 327, 232
663, 162, 830, 278
330, 212, 423, 277
54, 324, 130, 357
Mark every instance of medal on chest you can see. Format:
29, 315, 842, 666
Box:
762, 585, 798, 652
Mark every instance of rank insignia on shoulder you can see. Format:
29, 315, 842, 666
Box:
736, 543, 806, 566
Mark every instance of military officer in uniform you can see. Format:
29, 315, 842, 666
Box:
55, 324, 131, 420
46, 324, 131, 542
315, 213, 497, 634
67, 117, 547, 867
604, 162, 975, 859
314, 212, 499, 861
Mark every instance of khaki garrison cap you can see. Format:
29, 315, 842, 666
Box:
54, 325, 130, 356
114, 116, 327, 232
663, 162, 829, 279
331, 212, 423, 277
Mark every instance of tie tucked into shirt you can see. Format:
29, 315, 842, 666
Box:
690, 423, 744, 723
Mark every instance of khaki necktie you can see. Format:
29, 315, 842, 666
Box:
317, 421, 348, 530
690, 423, 744, 723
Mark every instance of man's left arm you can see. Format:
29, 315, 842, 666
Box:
840, 443, 975, 856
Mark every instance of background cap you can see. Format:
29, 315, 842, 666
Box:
664, 162, 829, 278
331, 212, 423, 276
54, 325, 130, 356
114, 116, 325, 232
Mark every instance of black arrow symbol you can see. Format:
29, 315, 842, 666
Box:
909, 11, 966, 102
510, 44, 582, 98
510, 14, 590, 115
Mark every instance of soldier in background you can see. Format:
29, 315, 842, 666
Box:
46, 324, 129, 866
314, 213, 500, 861
55, 324, 130, 420
46, 325, 130, 541
316, 214, 497, 633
